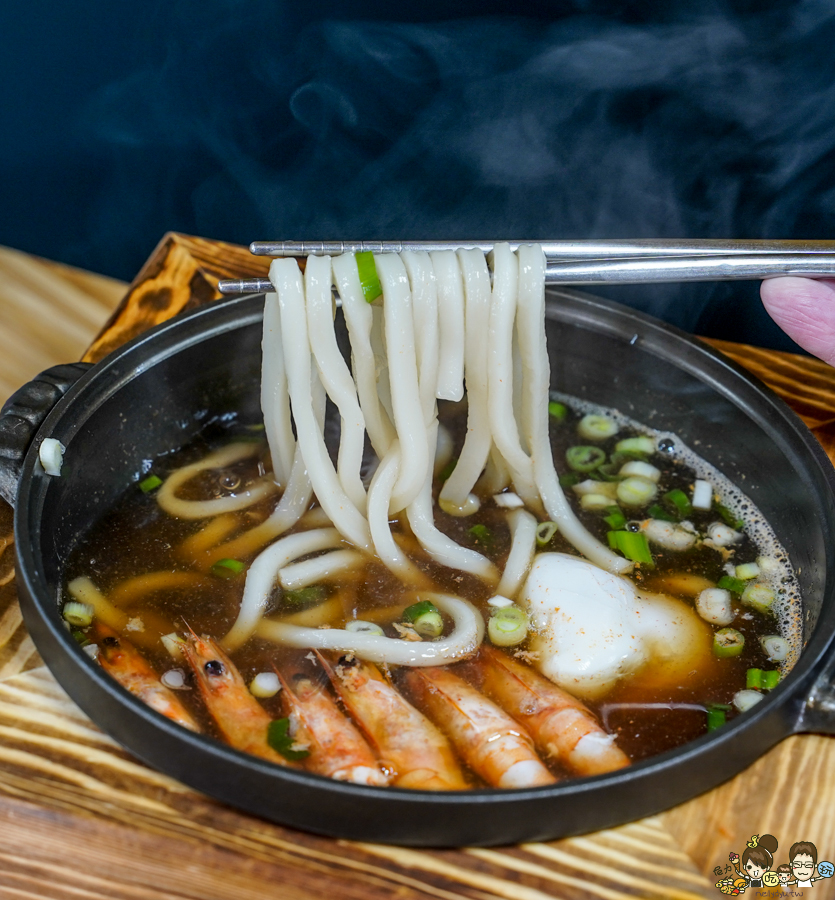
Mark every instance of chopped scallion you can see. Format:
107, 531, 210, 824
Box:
706, 707, 727, 732
615, 436, 655, 456
559, 472, 580, 488
468, 524, 492, 545
763, 670, 781, 690
717, 575, 747, 595
403, 600, 443, 638
211, 558, 246, 579
603, 506, 627, 530
535, 521, 558, 546
548, 401, 567, 421
715, 502, 744, 530
356, 251, 382, 303
577, 414, 619, 441
735, 562, 760, 580
647, 503, 677, 523
607, 530, 654, 566
488, 606, 528, 647
63, 601, 94, 627
713, 627, 745, 658
663, 488, 692, 519
616, 476, 658, 507
746, 668, 764, 689
267, 718, 311, 761
760, 635, 789, 662
566, 445, 607, 473
284, 585, 328, 605
741, 582, 775, 616
139, 474, 163, 493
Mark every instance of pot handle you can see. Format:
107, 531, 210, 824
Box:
0, 363, 93, 507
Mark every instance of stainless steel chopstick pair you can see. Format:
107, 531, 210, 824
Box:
217, 239, 835, 294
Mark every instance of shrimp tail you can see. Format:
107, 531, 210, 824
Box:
471, 646, 630, 776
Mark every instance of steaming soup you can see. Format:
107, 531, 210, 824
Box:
61, 245, 800, 789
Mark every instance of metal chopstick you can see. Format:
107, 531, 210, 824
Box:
249, 239, 835, 259
218, 252, 835, 294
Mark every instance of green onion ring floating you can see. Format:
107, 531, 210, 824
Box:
255, 593, 485, 666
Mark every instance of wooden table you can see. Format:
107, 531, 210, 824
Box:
2, 235, 835, 900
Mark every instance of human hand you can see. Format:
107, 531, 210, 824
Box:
761, 277, 835, 365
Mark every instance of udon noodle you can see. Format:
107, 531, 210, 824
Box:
64, 242, 800, 789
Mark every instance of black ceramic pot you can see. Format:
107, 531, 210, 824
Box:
2, 288, 835, 847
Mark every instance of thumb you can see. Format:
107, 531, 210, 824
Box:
760, 277, 835, 365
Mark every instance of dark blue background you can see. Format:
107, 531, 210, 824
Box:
3, 0, 834, 351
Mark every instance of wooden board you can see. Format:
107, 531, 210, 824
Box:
1, 234, 834, 899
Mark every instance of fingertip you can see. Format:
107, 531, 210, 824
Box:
760, 277, 835, 365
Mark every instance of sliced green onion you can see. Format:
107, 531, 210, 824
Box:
706, 706, 727, 732
717, 575, 747, 595
345, 620, 384, 636
715, 502, 744, 530
615, 436, 655, 456
695, 588, 734, 626
548, 401, 567, 421
647, 503, 677, 523
402, 600, 443, 638
713, 627, 745, 658
577, 414, 619, 441
468, 524, 492, 545
619, 460, 661, 483
580, 493, 614, 511
607, 530, 654, 566
566, 445, 607, 472
535, 521, 558, 546
161, 632, 186, 660
616, 476, 658, 507
71, 628, 90, 647
267, 718, 311, 761
211, 558, 246, 579
283, 585, 328, 605
741, 583, 775, 616
609, 449, 647, 466
559, 471, 580, 488
735, 562, 760, 580
760, 635, 789, 662
438, 458, 457, 482
356, 251, 382, 303
733, 689, 764, 712
594, 463, 623, 482
488, 606, 528, 647
603, 506, 627, 530
139, 474, 163, 493
63, 601, 94, 627
762, 670, 781, 690
663, 488, 692, 519
746, 668, 764, 689
250, 672, 281, 698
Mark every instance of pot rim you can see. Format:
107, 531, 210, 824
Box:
10, 288, 835, 841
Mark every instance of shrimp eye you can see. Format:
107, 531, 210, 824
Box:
101, 636, 119, 648
337, 655, 358, 668
204, 659, 225, 676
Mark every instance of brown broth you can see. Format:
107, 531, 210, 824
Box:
63, 402, 796, 782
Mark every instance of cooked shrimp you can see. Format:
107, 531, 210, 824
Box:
400, 666, 556, 789
94, 623, 199, 732
181, 634, 293, 766
470, 646, 629, 776
277, 666, 389, 786
319, 653, 467, 790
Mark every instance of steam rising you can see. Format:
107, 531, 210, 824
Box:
63, 4, 835, 345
